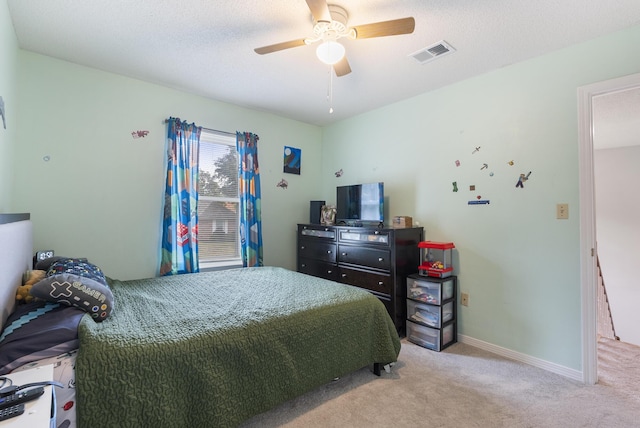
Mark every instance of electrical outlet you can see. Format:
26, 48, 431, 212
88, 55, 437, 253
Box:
557, 203, 569, 219
461, 292, 469, 307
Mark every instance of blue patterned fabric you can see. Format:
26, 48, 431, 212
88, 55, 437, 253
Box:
46, 258, 107, 284
0, 302, 60, 342
160, 118, 201, 275
236, 132, 263, 267
0, 301, 83, 374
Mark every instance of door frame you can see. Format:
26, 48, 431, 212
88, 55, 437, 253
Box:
578, 72, 640, 385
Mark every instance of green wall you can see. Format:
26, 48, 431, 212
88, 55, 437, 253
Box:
320, 24, 640, 371
0, 0, 17, 210
11, 52, 322, 280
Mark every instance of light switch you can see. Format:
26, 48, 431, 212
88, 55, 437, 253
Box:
557, 203, 569, 220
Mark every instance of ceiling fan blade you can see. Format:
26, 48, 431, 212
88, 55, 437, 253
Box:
333, 56, 351, 77
305, 0, 331, 22
254, 39, 307, 55
353, 17, 415, 39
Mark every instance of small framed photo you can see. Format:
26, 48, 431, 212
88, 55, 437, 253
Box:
283, 146, 301, 175
321, 205, 336, 225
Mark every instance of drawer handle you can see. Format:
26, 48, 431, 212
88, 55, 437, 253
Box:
341, 273, 347, 278
341, 252, 347, 256
378, 257, 384, 262
327, 270, 332, 274
378, 281, 384, 285
301, 246, 305, 250
327, 250, 332, 254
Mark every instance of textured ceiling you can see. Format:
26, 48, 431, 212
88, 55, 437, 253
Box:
6, 0, 640, 131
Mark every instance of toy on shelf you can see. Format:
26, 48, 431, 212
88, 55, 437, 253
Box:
418, 241, 455, 278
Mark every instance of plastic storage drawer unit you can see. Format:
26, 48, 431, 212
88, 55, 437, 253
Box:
407, 275, 455, 305
406, 320, 456, 351
407, 299, 454, 329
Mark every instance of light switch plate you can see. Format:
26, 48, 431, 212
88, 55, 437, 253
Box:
557, 203, 569, 220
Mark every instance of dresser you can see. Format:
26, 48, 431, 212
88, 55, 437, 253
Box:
296, 223, 423, 335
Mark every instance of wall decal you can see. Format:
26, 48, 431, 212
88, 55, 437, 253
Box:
480, 163, 488, 170
452, 182, 458, 192
335, 169, 343, 177
283, 146, 301, 175
455, 160, 460, 167
468, 200, 490, 205
508, 160, 514, 166
0, 96, 5, 129
131, 130, 149, 138
469, 185, 476, 191
472, 146, 481, 154
276, 178, 288, 189
515, 171, 532, 188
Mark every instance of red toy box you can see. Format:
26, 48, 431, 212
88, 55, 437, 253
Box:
418, 241, 455, 278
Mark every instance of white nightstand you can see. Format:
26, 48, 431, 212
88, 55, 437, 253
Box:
0, 364, 54, 428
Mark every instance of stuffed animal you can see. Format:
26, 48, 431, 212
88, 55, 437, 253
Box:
16, 269, 47, 303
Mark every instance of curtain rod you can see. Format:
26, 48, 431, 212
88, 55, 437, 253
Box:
163, 119, 235, 137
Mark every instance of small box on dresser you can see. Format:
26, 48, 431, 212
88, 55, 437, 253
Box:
406, 274, 457, 351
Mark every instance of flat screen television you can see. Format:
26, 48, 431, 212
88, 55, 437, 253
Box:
336, 182, 384, 226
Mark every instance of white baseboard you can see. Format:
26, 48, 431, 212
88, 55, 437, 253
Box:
458, 334, 583, 382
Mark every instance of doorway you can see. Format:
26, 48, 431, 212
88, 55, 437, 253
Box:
578, 72, 640, 385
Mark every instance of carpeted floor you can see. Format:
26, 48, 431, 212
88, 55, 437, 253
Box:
241, 338, 640, 427
597, 337, 640, 402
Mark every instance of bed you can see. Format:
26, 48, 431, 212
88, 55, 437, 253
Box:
0, 217, 401, 427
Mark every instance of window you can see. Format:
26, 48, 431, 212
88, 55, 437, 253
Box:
197, 130, 240, 268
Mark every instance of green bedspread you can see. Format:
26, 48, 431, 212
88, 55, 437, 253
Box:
75, 267, 400, 427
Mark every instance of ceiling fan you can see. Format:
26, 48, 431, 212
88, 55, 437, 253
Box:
254, 0, 415, 77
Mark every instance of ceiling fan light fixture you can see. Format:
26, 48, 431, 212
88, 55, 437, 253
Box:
316, 41, 345, 65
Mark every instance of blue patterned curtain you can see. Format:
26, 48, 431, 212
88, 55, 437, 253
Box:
160, 118, 201, 275
236, 132, 263, 267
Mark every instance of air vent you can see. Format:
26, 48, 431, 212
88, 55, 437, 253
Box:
410, 40, 455, 64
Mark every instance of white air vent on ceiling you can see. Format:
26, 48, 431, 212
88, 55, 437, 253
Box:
410, 40, 455, 64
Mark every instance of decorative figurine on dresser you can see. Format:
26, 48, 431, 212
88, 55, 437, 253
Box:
406, 241, 457, 351
296, 223, 423, 336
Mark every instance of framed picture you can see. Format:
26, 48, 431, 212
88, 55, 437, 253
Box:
283, 146, 301, 175
321, 205, 336, 225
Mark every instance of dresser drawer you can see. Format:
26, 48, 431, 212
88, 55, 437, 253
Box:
298, 224, 336, 240
338, 246, 391, 271
298, 258, 339, 281
339, 267, 392, 296
339, 229, 390, 246
406, 320, 456, 352
298, 241, 336, 263
407, 299, 454, 329
407, 275, 455, 306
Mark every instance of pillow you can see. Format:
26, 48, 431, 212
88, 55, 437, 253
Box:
45, 258, 103, 282
34, 256, 86, 272
0, 301, 84, 374
30, 259, 114, 322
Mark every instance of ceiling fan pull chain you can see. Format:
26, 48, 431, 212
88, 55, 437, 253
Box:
328, 65, 334, 114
